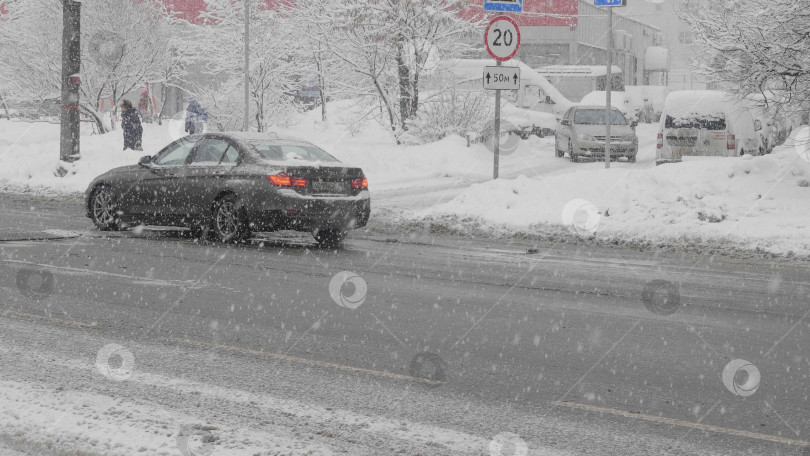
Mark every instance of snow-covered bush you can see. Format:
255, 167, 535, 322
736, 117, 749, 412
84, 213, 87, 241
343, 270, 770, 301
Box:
403, 88, 493, 144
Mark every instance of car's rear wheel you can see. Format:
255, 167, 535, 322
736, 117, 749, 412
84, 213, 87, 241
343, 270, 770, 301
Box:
90, 185, 120, 231
211, 194, 250, 243
313, 228, 346, 249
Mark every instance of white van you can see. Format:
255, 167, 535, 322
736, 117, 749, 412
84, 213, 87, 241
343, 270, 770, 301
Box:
656, 91, 762, 165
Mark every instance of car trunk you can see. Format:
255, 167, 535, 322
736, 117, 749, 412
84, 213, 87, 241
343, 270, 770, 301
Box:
285, 166, 365, 197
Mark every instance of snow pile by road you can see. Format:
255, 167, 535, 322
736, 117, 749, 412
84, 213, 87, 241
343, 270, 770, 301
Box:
0, 120, 171, 194
0, 102, 522, 195
418, 131, 810, 255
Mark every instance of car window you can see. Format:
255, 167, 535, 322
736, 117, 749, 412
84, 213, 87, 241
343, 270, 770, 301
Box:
220, 145, 240, 164
665, 113, 727, 130
249, 142, 339, 162
191, 138, 232, 164
154, 138, 195, 166
574, 109, 627, 125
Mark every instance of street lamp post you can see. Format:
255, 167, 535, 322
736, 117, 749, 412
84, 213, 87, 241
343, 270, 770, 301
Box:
243, 0, 250, 132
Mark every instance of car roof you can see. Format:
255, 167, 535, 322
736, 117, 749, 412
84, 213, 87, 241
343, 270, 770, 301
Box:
575, 105, 624, 111
208, 131, 316, 147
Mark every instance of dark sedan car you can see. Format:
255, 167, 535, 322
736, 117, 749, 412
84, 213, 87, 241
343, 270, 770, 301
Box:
85, 132, 371, 247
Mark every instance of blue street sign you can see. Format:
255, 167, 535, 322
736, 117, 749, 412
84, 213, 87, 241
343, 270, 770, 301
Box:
593, 0, 624, 5
484, 0, 523, 12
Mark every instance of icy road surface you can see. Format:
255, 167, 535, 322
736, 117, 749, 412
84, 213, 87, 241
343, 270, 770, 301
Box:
0, 194, 808, 455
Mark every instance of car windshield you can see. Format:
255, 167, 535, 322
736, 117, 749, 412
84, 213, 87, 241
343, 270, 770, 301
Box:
665, 113, 727, 130
249, 142, 338, 162
574, 109, 628, 125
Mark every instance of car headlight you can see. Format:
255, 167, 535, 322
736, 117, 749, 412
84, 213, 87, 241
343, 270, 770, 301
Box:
576, 133, 596, 142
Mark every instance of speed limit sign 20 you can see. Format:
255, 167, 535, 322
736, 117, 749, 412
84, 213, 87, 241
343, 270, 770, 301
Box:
485, 16, 521, 62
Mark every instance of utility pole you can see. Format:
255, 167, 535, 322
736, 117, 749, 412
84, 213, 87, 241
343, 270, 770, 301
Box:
60, 0, 81, 162
243, 0, 250, 132
605, 6, 613, 169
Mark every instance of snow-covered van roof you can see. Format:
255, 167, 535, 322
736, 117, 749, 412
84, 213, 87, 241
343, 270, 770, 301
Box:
663, 90, 738, 118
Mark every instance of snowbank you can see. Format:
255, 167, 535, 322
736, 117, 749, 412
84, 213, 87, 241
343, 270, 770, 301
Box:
418, 132, 810, 255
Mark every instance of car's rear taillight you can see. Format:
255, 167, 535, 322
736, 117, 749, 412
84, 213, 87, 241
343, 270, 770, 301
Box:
657, 133, 663, 149
351, 178, 368, 189
727, 134, 736, 150
268, 172, 307, 188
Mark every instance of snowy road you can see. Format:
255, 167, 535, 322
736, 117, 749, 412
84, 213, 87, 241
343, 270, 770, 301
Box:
0, 194, 808, 455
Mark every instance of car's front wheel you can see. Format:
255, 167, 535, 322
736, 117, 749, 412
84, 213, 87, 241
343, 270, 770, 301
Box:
211, 194, 250, 243
568, 141, 577, 162
90, 185, 120, 231
313, 228, 346, 249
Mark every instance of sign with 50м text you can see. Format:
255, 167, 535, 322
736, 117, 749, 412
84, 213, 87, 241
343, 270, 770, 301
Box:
484, 0, 523, 12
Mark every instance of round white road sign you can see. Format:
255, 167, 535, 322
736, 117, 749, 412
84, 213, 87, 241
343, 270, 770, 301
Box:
485, 16, 521, 62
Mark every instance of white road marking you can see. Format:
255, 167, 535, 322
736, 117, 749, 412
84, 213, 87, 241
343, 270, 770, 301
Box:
557, 401, 810, 448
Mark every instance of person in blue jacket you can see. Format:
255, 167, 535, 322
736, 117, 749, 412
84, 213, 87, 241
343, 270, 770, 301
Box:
184, 96, 208, 135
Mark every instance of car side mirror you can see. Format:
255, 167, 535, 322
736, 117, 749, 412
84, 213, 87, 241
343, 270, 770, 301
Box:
560, 119, 570, 126
138, 155, 152, 167
631, 120, 638, 128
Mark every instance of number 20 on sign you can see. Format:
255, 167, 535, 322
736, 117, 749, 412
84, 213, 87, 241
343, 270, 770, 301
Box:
485, 16, 521, 62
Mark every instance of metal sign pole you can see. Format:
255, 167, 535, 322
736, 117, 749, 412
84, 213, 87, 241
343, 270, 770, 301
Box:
605, 6, 613, 169
494, 60, 502, 180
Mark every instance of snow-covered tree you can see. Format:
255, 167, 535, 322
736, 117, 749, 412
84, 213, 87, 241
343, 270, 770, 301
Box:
679, 0, 810, 116
298, 0, 482, 135
0, 0, 174, 133
187, 0, 307, 132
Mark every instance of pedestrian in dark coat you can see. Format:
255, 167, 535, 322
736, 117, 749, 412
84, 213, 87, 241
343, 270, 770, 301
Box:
120, 99, 143, 151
